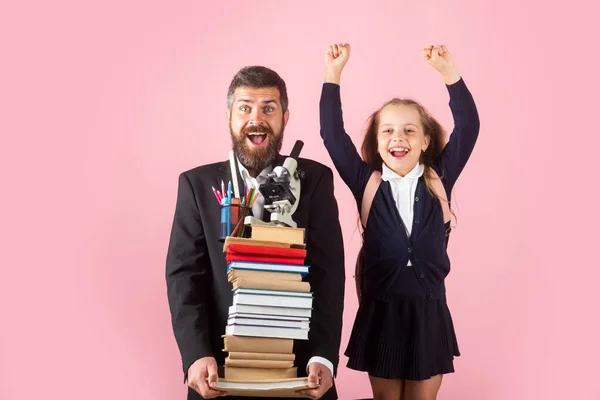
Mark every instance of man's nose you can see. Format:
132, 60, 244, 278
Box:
248, 109, 265, 126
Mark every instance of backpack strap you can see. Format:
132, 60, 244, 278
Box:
355, 171, 382, 302
426, 169, 451, 224
360, 171, 383, 227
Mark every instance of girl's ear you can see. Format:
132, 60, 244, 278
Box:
422, 135, 431, 152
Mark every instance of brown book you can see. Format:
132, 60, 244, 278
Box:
250, 225, 305, 246
223, 236, 306, 251
223, 335, 294, 354
227, 269, 303, 283
223, 367, 298, 380
227, 352, 295, 361
232, 277, 310, 292
225, 358, 294, 369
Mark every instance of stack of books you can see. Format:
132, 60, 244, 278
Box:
216, 224, 314, 397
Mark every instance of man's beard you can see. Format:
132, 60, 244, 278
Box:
230, 123, 284, 172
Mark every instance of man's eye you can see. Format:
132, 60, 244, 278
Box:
265, 107, 274, 113
240, 106, 250, 112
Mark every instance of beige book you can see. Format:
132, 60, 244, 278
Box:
215, 377, 311, 398
250, 225, 305, 246
223, 335, 294, 354
227, 352, 295, 361
227, 269, 303, 283
223, 367, 298, 380
225, 358, 294, 369
232, 277, 310, 292
223, 236, 306, 251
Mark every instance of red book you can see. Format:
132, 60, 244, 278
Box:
227, 244, 307, 259
226, 254, 305, 265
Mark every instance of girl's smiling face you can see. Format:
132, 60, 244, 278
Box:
377, 104, 430, 176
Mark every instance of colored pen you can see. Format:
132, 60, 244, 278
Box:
227, 181, 232, 202
221, 180, 225, 199
211, 186, 222, 204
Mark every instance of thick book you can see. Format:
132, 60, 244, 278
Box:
228, 269, 303, 283
215, 378, 312, 397
250, 225, 305, 246
227, 261, 309, 275
223, 237, 306, 251
227, 352, 295, 361
232, 277, 310, 292
224, 358, 294, 369
220, 367, 299, 380
225, 324, 309, 340
227, 243, 307, 259
222, 335, 294, 354
226, 253, 305, 265
233, 288, 313, 309
228, 316, 310, 330
229, 304, 312, 319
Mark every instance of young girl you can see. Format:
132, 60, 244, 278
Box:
320, 43, 479, 399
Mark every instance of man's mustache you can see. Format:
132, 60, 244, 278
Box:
241, 125, 273, 136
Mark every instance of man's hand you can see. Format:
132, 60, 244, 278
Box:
325, 43, 351, 85
423, 44, 461, 85
187, 357, 226, 398
297, 362, 333, 399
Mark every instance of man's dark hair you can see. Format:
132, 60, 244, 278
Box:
227, 66, 288, 111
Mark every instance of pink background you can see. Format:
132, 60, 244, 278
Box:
1, 1, 598, 399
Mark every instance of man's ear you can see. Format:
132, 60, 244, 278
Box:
283, 109, 290, 128
226, 109, 231, 120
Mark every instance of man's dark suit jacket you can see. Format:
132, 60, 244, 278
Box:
166, 154, 345, 400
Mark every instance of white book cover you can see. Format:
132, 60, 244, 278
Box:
229, 312, 309, 322
228, 317, 310, 330
225, 324, 309, 340
228, 304, 312, 318
233, 292, 313, 309
228, 261, 309, 275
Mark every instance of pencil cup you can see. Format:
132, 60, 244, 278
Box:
220, 202, 250, 239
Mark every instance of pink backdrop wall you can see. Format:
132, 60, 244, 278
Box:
1, 1, 598, 399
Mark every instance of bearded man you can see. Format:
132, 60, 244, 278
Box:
166, 66, 345, 400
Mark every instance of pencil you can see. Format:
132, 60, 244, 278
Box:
250, 190, 259, 207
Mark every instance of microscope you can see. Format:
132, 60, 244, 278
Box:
244, 140, 305, 228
